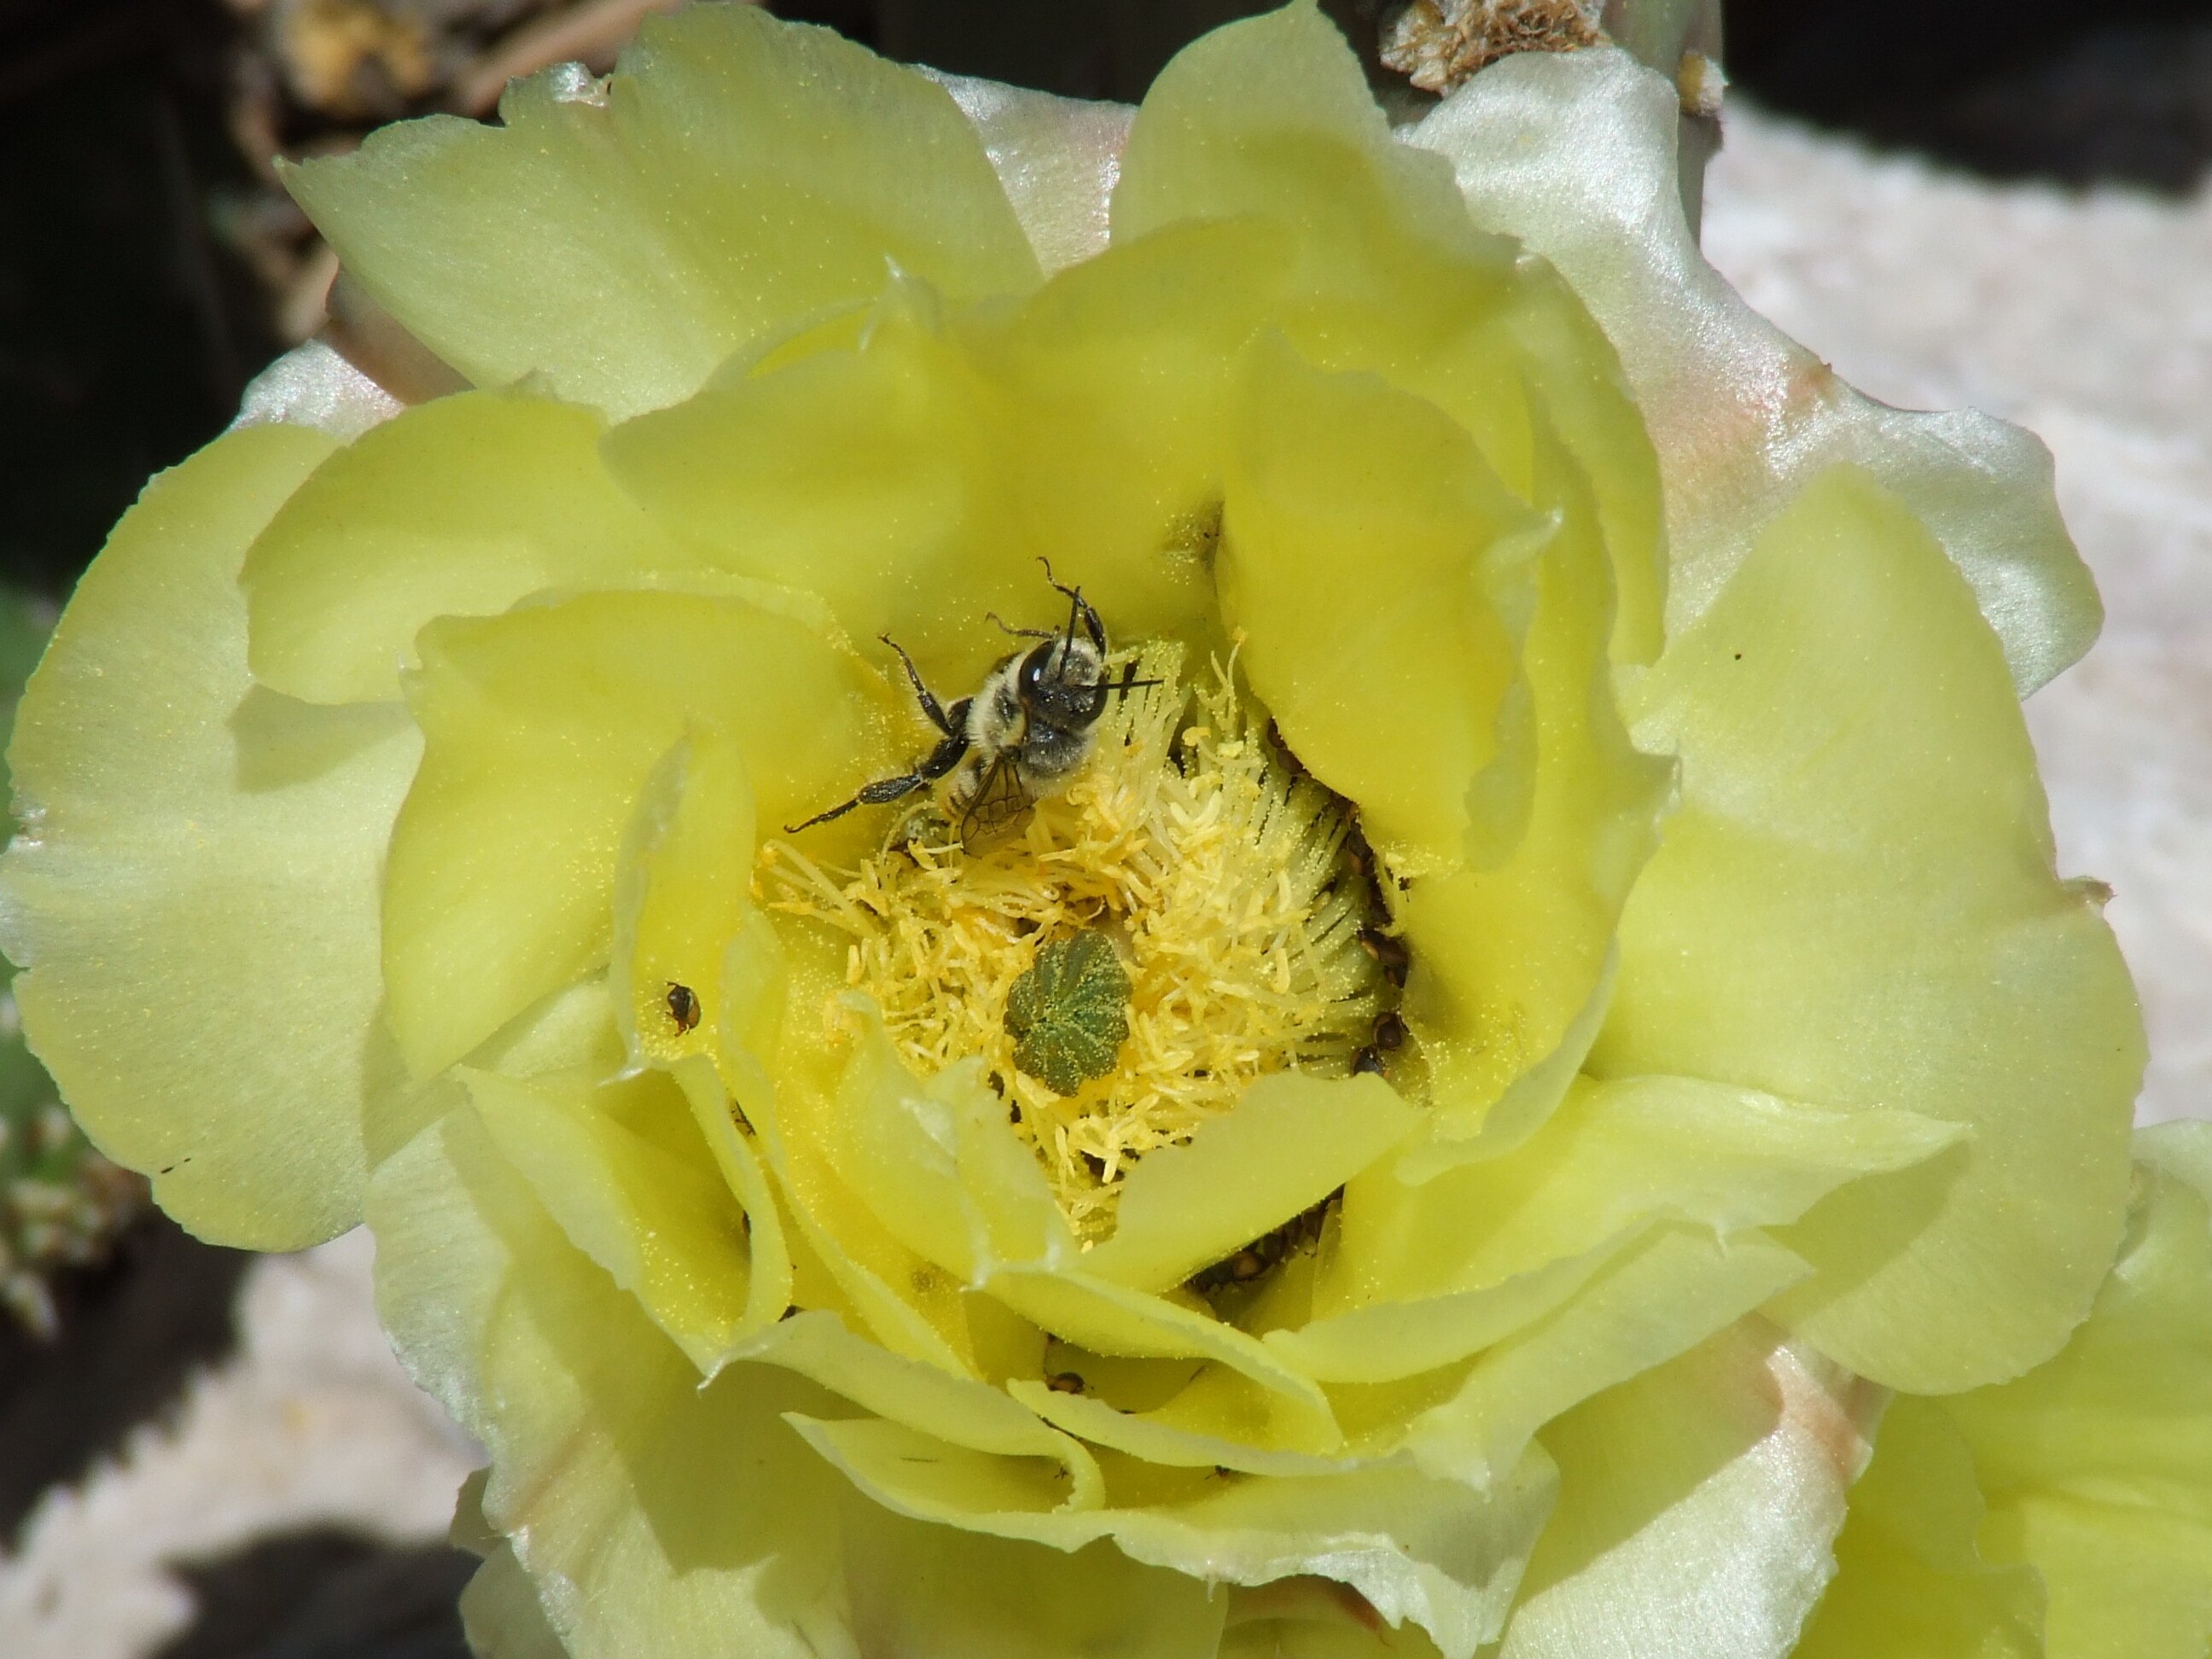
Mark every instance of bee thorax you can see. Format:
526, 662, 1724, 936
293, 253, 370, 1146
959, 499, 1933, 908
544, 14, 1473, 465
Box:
1018, 721, 1097, 783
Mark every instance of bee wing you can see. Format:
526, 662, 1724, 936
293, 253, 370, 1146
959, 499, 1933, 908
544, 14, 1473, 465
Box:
958, 753, 1035, 850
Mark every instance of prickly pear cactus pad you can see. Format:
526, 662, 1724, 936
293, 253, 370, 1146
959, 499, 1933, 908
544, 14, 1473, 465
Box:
0, 4, 2197, 1657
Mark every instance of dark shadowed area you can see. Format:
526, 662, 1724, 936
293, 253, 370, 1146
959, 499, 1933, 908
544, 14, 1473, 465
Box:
0, 1215, 250, 1541
151, 1528, 474, 1659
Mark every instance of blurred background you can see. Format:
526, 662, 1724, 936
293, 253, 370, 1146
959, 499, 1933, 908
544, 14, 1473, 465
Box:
4, 0, 2209, 599
0, 1, 2206, 1654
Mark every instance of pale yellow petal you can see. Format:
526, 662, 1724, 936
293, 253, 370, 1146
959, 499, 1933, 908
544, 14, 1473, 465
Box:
792, 1408, 1557, 1659
0, 425, 424, 1249
467, 1064, 755, 1372
1593, 467, 2141, 1392
1220, 336, 1541, 875
384, 590, 895, 1076
242, 390, 697, 705
1411, 49, 2098, 695
368, 1107, 853, 1658
1082, 1070, 1417, 1293
1505, 1324, 1885, 1659
288, 6, 1038, 420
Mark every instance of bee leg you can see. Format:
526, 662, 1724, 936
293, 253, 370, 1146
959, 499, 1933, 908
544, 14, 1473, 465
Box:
783, 704, 975, 836
1037, 557, 1107, 655
916, 725, 972, 783
782, 766, 938, 835
879, 633, 960, 736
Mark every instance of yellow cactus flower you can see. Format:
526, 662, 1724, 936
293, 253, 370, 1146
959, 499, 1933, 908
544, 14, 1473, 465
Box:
0, 5, 2164, 1656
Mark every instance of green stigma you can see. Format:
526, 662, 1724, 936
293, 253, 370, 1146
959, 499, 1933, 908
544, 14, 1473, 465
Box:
1004, 931, 1132, 1097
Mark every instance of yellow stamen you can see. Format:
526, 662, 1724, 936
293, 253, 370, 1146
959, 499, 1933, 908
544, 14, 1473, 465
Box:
765, 646, 1392, 1238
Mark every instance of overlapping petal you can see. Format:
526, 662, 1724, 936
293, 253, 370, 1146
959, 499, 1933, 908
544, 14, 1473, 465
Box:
1801, 1125, 2212, 1658
1119, 2, 1667, 667
384, 588, 897, 1075
1793, 1396, 2046, 1659
242, 389, 700, 706
1503, 1322, 1883, 1659
1408, 45, 2100, 696
1592, 467, 2141, 1391
288, 4, 1039, 419
604, 218, 1285, 692
0, 426, 418, 1248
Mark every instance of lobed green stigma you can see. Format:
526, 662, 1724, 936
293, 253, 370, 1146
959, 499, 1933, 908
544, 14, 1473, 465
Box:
1004, 930, 1133, 1096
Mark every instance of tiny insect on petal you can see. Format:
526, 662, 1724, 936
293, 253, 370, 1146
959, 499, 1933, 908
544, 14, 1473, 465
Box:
664, 981, 700, 1033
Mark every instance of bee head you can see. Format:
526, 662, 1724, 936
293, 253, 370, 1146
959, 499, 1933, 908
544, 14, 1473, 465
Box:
1018, 636, 1109, 734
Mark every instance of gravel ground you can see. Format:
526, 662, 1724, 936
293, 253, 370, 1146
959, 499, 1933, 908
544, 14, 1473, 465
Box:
1, 94, 2208, 1658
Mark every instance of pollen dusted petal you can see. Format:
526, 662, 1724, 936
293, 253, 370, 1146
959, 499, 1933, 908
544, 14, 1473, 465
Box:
669, 1057, 792, 1341
285, 5, 1039, 421
0, 425, 424, 1249
243, 390, 699, 706
467, 1064, 758, 1374
605, 219, 1287, 691
817, 1004, 1078, 1282
1395, 416, 1672, 1145
722, 943, 1004, 1373
610, 729, 759, 1073
384, 591, 897, 1078
1593, 466, 2143, 1393
1221, 339, 1540, 876
1082, 1071, 1417, 1294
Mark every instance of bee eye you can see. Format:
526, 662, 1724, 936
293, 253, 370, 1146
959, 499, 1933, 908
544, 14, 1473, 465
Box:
1021, 643, 1053, 690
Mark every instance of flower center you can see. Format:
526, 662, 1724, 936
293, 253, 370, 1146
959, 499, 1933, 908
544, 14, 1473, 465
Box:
764, 645, 1400, 1238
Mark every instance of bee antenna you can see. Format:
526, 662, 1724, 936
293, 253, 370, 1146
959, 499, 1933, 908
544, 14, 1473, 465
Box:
1110, 661, 1163, 701
1037, 556, 1103, 658
985, 611, 1055, 641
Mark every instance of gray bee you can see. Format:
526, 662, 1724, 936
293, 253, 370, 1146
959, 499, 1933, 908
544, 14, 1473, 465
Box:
786, 562, 1152, 847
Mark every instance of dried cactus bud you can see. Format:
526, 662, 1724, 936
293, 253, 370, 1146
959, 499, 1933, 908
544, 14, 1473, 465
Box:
1381, 0, 1606, 95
